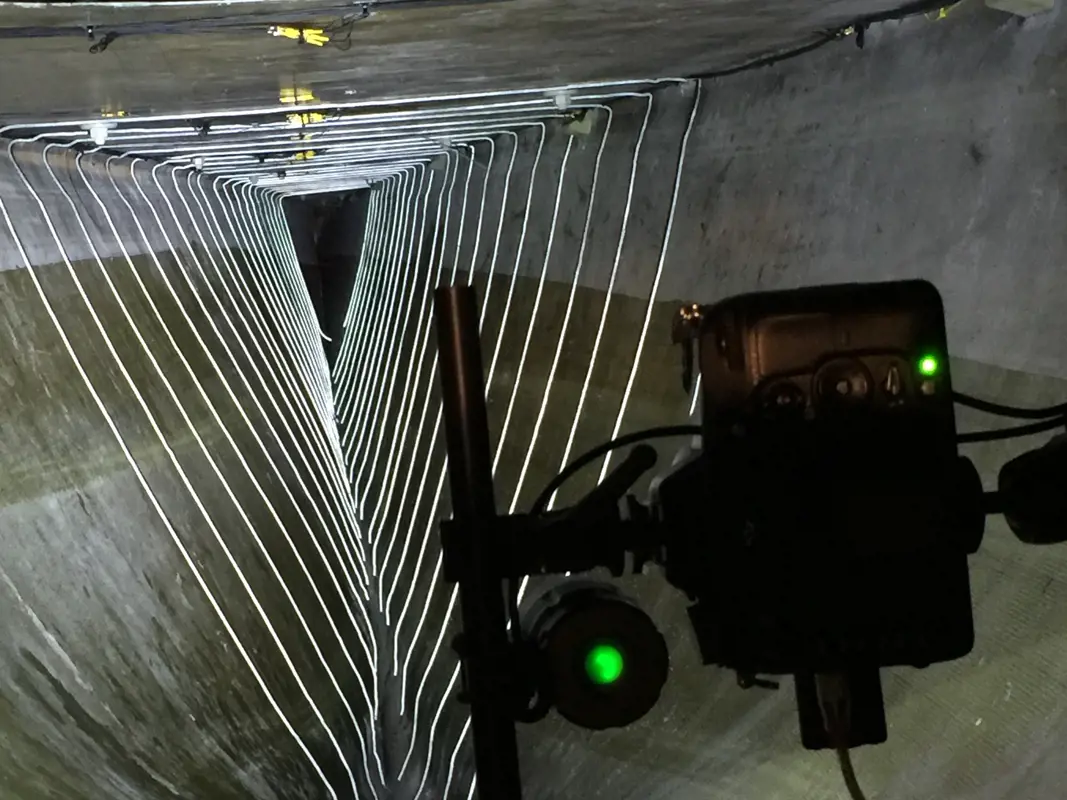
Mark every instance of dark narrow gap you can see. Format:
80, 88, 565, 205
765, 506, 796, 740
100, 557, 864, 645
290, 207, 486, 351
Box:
284, 190, 371, 368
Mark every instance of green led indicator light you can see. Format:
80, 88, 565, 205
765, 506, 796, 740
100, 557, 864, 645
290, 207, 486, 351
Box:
918, 354, 940, 377
584, 643, 624, 686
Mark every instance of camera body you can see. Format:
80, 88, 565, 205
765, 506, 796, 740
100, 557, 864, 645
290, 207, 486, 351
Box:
656, 281, 983, 742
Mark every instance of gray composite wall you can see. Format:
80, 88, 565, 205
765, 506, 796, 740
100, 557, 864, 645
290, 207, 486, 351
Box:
3, 4, 1067, 800
0, 141, 368, 800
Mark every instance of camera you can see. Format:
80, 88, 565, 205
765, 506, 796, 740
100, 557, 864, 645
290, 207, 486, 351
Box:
657, 280, 984, 747
433, 279, 1066, 798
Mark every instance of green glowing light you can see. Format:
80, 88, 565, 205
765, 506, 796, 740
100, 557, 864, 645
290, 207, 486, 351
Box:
918, 354, 940, 377
584, 643, 624, 685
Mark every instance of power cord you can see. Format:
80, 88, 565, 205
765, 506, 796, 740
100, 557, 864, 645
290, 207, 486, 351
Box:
691, 0, 965, 83
954, 390, 1067, 443
816, 673, 870, 800
957, 415, 1065, 444
509, 425, 701, 641
530, 425, 700, 515
954, 391, 1067, 421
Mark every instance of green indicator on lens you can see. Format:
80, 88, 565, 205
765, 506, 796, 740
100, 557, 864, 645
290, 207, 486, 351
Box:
584, 643, 624, 685
918, 354, 940, 377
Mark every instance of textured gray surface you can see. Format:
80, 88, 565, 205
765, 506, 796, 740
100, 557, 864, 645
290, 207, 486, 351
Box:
0, 141, 369, 799
0, 0, 907, 122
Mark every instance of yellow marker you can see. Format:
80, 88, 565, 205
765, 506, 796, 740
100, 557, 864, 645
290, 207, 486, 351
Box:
269, 25, 330, 47
279, 87, 317, 105
286, 112, 327, 128
293, 150, 317, 161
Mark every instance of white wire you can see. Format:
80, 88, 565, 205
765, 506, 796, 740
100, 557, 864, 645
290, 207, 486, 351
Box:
259, 191, 353, 473
84, 155, 382, 691
344, 172, 417, 494
597, 81, 702, 483
261, 193, 336, 412
553, 92, 654, 505
336, 176, 399, 427
192, 174, 374, 599
442, 716, 472, 799
379, 142, 480, 627
353, 166, 431, 504
335, 186, 385, 381
370, 134, 512, 610
507, 107, 612, 515
392, 128, 556, 772
388, 125, 544, 679
8, 138, 362, 796
357, 167, 439, 521
237, 183, 336, 430
335, 181, 394, 418
0, 147, 346, 800
490, 136, 576, 476
124, 158, 386, 791
119, 155, 370, 797
214, 177, 374, 583
371, 151, 459, 602
173, 167, 374, 626
362, 160, 450, 575
379, 150, 477, 630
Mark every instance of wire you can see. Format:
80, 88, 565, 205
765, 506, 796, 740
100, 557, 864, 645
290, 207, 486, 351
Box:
692, 31, 844, 81
692, 0, 965, 83
816, 673, 869, 800
0, 2, 373, 51
506, 424, 699, 643
506, 576, 522, 643
953, 391, 1067, 421
957, 416, 1066, 444
835, 746, 869, 800
530, 425, 700, 515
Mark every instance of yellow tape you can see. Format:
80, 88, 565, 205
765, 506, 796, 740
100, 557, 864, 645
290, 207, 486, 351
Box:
269, 25, 329, 47
286, 112, 327, 128
280, 87, 317, 105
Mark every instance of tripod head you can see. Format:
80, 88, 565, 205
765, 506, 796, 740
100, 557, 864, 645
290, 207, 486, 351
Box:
433, 280, 1067, 799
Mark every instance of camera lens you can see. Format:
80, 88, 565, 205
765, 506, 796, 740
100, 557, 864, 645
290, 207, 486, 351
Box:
815, 358, 873, 408
761, 381, 806, 416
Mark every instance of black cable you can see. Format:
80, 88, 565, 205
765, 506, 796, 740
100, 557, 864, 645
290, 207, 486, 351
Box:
835, 746, 869, 800
530, 425, 701, 515
692, 0, 963, 83
957, 415, 1066, 444
816, 674, 869, 800
0, 3, 374, 51
691, 31, 843, 81
954, 391, 1067, 421
88, 31, 119, 53
508, 424, 700, 642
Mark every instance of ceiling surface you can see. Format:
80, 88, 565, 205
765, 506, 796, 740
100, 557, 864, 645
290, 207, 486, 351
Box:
0, 0, 915, 123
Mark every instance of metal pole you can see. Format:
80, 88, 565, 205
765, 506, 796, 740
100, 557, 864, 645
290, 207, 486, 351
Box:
434, 284, 523, 799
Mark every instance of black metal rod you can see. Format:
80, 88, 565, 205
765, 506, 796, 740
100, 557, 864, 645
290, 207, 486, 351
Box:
434, 284, 523, 799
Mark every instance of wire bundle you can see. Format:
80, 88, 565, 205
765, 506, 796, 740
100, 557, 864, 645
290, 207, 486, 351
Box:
955, 391, 1067, 443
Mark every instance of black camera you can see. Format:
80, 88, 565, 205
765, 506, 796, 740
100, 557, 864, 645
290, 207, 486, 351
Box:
657, 280, 985, 747
434, 279, 1067, 798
